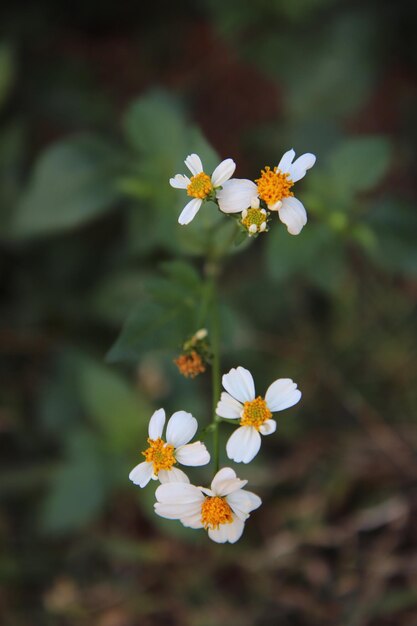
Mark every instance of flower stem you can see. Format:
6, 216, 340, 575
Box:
207, 262, 221, 474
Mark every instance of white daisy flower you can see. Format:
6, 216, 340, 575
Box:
129, 408, 210, 487
216, 367, 301, 464
170, 153, 236, 225
216, 149, 316, 235
154, 467, 261, 544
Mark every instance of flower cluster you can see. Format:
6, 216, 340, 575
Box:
170, 149, 316, 236
129, 367, 301, 543
128, 146, 313, 544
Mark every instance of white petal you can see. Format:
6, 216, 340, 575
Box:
181, 510, 204, 529
226, 426, 262, 464
158, 467, 190, 483
265, 378, 302, 412
175, 442, 210, 466
155, 482, 204, 505
148, 408, 166, 439
169, 174, 191, 189
208, 525, 229, 543
128, 461, 153, 488
178, 198, 202, 225
208, 516, 245, 544
166, 411, 198, 447
212, 477, 248, 497
222, 367, 255, 403
184, 153, 203, 176
277, 148, 295, 173
211, 467, 247, 496
211, 158, 236, 187
155, 500, 202, 521
211, 467, 236, 486
287, 152, 316, 182
278, 196, 307, 235
216, 178, 258, 214
269, 200, 282, 212
216, 392, 243, 419
227, 489, 262, 520
259, 419, 277, 435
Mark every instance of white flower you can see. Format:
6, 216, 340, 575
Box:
154, 467, 261, 543
170, 153, 236, 225
129, 408, 210, 487
216, 367, 301, 463
216, 149, 316, 235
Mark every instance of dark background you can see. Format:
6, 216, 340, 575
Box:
1, 1, 417, 624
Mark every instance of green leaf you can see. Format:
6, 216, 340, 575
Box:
122, 90, 220, 256
266, 222, 346, 292
327, 136, 391, 194
77, 357, 151, 453
40, 430, 106, 533
366, 198, 417, 276
11, 135, 123, 237
108, 261, 203, 362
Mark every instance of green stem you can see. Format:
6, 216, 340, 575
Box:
208, 264, 221, 474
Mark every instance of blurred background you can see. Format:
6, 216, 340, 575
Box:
1, 1, 417, 624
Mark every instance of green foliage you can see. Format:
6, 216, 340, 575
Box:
326, 136, 391, 194
39, 352, 152, 533
78, 355, 151, 453
367, 199, 417, 276
266, 223, 346, 292
11, 136, 124, 237
40, 429, 106, 533
108, 260, 204, 362
121, 90, 223, 256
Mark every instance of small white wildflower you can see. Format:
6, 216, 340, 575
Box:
129, 409, 210, 487
216, 366, 301, 463
170, 153, 235, 225
154, 467, 261, 544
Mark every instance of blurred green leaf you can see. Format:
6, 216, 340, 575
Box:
40, 429, 106, 533
327, 136, 391, 194
122, 90, 221, 256
78, 356, 151, 453
108, 260, 204, 362
11, 135, 123, 237
366, 198, 417, 276
266, 222, 346, 292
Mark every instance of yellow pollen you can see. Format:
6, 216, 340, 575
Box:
240, 396, 272, 430
201, 496, 233, 529
187, 172, 213, 199
255, 166, 294, 206
142, 438, 176, 474
242, 207, 267, 233
174, 351, 206, 378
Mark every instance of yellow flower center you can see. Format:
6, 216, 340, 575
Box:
142, 438, 176, 474
187, 172, 213, 199
240, 396, 272, 430
242, 207, 268, 233
255, 166, 294, 206
201, 496, 234, 529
